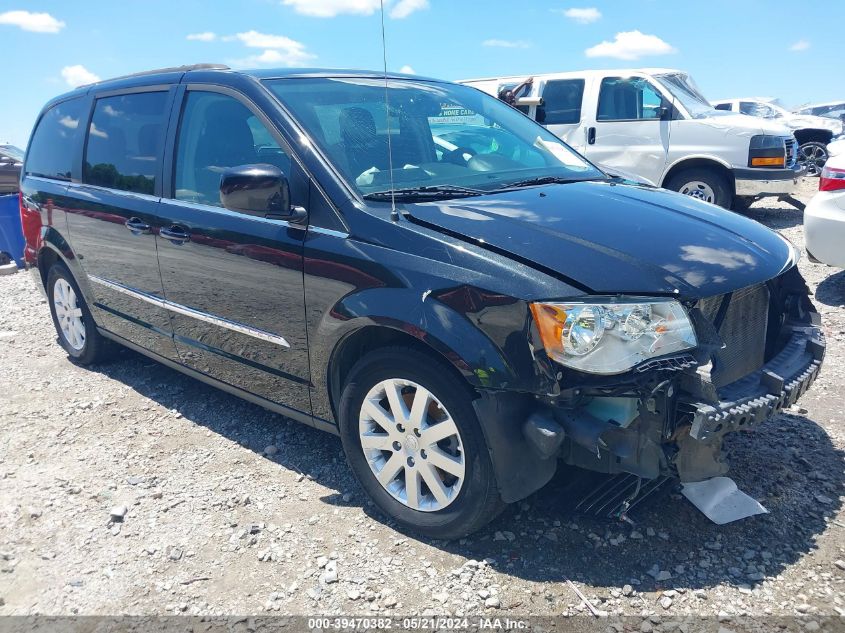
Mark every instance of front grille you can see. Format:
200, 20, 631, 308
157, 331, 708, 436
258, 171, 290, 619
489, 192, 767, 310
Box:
696, 283, 770, 387
785, 137, 798, 168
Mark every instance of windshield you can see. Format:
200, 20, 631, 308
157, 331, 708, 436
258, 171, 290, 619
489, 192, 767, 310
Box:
655, 73, 716, 119
265, 77, 604, 197
0, 145, 24, 162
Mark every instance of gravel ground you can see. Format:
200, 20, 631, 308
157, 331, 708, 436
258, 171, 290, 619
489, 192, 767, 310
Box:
0, 179, 843, 626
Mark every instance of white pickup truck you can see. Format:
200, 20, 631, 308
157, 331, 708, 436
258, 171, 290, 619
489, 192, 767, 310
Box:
461, 69, 805, 209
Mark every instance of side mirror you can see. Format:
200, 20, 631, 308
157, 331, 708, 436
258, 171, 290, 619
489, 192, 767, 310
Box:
219, 164, 306, 222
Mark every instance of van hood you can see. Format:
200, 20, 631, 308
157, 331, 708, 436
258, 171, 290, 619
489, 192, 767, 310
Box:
406, 180, 795, 299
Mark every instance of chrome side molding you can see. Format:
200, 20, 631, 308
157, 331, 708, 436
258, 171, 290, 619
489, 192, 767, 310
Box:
89, 275, 290, 348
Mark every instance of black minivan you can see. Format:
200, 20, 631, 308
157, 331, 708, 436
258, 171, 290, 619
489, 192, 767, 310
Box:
21, 65, 824, 538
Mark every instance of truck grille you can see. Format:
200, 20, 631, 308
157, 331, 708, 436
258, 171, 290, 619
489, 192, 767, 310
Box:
696, 283, 770, 387
785, 137, 798, 168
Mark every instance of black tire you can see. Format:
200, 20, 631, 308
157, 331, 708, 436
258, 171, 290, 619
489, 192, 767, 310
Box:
731, 196, 755, 212
665, 168, 732, 209
338, 347, 504, 539
797, 141, 828, 177
46, 263, 115, 364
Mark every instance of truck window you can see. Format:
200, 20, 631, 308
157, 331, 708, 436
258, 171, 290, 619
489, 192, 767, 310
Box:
497, 83, 531, 115
83, 91, 169, 195
714, 103, 732, 111
597, 77, 664, 121
25, 98, 86, 181
538, 79, 584, 124
739, 101, 776, 118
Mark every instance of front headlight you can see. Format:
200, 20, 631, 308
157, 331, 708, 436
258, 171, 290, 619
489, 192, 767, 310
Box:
530, 299, 697, 375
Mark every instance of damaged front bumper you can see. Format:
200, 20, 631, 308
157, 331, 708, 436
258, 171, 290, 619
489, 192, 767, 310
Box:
520, 277, 825, 489
684, 324, 824, 443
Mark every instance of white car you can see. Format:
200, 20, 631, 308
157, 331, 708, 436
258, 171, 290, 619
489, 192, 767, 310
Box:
795, 101, 845, 125
712, 97, 843, 176
462, 69, 803, 210
805, 147, 845, 267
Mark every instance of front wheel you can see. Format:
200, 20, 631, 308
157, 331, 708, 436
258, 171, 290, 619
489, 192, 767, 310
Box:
665, 168, 731, 209
338, 347, 504, 539
797, 141, 828, 177
47, 263, 115, 364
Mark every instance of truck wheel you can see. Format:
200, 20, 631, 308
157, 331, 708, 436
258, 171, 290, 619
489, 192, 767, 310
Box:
666, 168, 731, 208
338, 347, 504, 539
46, 263, 115, 364
797, 141, 828, 177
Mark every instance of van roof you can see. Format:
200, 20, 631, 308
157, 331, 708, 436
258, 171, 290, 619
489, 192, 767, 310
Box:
44, 65, 437, 107
459, 68, 684, 83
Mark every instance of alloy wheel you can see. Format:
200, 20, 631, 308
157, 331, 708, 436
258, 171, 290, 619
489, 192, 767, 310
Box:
358, 378, 465, 512
798, 144, 828, 177
53, 278, 86, 351
678, 180, 716, 204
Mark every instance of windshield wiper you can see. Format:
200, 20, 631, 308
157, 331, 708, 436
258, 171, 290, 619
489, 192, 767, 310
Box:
363, 185, 487, 201
495, 175, 593, 190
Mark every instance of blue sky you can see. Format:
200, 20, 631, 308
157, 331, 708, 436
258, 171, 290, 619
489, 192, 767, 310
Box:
1, 0, 842, 147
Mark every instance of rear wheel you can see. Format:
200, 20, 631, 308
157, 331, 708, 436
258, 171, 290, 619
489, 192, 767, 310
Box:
338, 347, 504, 539
666, 168, 731, 208
47, 263, 114, 364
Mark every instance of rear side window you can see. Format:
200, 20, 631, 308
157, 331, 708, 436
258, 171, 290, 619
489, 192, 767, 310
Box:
539, 79, 584, 125
25, 98, 85, 181
83, 91, 169, 195
597, 77, 664, 121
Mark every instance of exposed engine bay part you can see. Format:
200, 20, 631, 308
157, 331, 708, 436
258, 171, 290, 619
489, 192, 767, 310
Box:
554, 406, 664, 480
681, 477, 768, 524
522, 412, 565, 460
673, 426, 729, 482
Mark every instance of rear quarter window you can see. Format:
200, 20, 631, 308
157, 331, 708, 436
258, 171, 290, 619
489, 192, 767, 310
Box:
25, 97, 86, 181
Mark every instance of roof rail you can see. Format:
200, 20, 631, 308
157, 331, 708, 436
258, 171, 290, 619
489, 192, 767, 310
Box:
82, 63, 230, 87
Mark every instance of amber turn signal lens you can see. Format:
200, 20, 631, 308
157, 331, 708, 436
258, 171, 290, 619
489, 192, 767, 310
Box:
530, 303, 567, 356
751, 156, 785, 167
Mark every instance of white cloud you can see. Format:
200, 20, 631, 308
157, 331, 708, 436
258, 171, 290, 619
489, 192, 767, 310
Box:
281, 0, 380, 17
187, 31, 217, 42
789, 39, 810, 52
390, 0, 428, 19
0, 10, 65, 33
561, 7, 601, 24
482, 39, 531, 49
399, 65, 416, 74
585, 30, 676, 60
61, 65, 100, 87
281, 0, 425, 18
230, 30, 315, 66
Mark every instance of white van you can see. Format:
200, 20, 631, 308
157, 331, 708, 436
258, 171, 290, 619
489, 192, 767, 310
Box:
461, 69, 804, 209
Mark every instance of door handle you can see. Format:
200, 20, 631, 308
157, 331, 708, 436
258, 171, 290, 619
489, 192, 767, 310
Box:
125, 217, 151, 234
160, 225, 191, 245
587, 127, 596, 145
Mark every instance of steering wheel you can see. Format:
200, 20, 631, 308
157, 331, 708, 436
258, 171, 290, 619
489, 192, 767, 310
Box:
441, 146, 477, 166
